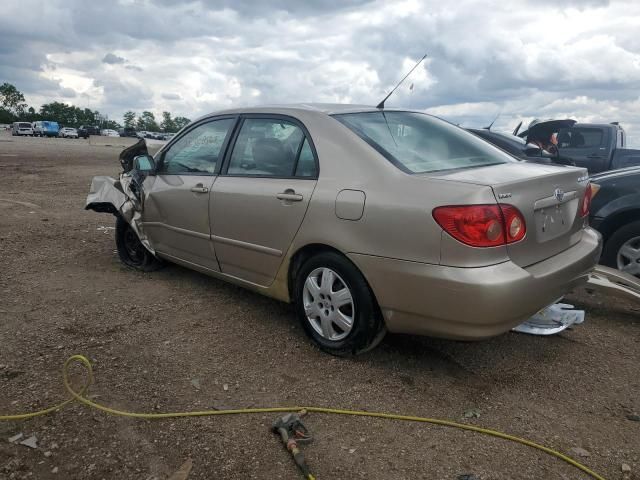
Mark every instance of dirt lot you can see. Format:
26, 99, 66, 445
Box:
0, 131, 638, 480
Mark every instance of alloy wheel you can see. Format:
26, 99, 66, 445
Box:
302, 267, 355, 341
616, 236, 640, 277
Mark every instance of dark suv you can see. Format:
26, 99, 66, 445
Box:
119, 127, 138, 138
78, 125, 100, 139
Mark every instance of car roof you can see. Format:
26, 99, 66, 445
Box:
572, 123, 620, 130
198, 103, 428, 119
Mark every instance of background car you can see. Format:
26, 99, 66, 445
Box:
517, 119, 640, 173
590, 166, 640, 278
33, 120, 60, 137
119, 127, 138, 137
467, 128, 559, 164
11, 122, 33, 136
101, 129, 120, 137
77, 125, 100, 138
58, 127, 78, 138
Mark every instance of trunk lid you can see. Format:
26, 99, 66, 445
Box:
428, 163, 589, 267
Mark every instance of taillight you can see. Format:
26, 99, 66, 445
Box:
433, 204, 526, 248
580, 183, 593, 217
500, 204, 526, 243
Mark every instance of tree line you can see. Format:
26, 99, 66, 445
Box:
0, 83, 190, 133
123, 110, 191, 133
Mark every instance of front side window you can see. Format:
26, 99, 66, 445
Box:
334, 111, 514, 174
227, 118, 312, 177
160, 118, 234, 175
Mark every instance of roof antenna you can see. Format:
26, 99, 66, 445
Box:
376, 53, 427, 109
484, 111, 500, 130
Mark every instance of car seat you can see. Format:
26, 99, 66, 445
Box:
252, 137, 294, 176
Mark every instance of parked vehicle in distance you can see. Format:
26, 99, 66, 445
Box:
101, 129, 120, 137
467, 128, 561, 164
59, 127, 79, 138
119, 127, 138, 138
86, 105, 601, 355
519, 119, 640, 173
77, 125, 100, 138
590, 166, 640, 278
11, 122, 33, 136
32, 120, 60, 137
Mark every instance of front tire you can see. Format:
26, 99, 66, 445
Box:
115, 216, 163, 272
602, 220, 640, 278
294, 252, 385, 356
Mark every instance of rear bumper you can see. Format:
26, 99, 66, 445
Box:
349, 227, 602, 340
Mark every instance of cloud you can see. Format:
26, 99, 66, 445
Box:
0, 0, 639, 146
102, 53, 126, 64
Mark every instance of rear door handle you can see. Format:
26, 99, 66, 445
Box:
190, 185, 209, 193
277, 191, 303, 202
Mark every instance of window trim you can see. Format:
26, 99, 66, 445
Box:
219, 113, 320, 180
155, 115, 239, 176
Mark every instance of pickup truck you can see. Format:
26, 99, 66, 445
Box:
518, 119, 640, 173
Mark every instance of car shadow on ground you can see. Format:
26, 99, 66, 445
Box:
137, 258, 603, 393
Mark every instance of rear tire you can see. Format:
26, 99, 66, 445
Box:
115, 216, 163, 272
294, 251, 385, 356
601, 220, 640, 278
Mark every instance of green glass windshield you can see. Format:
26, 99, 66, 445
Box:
335, 111, 515, 173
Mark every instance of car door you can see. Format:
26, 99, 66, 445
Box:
210, 115, 319, 286
141, 116, 236, 271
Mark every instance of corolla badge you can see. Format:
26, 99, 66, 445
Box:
554, 188, 565, 202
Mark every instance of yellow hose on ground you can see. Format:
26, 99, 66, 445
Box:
0, 355, 606, 480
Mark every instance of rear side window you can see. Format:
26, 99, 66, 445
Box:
335, 111, 514, 174
227, 118, 317, 178
294, 139, 317, 177
557, 128, 603, 148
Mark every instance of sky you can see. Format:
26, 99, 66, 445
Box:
1, 0, 639, 144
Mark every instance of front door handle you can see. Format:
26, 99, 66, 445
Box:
190, 184, 209, 193
277, 191, 303, 202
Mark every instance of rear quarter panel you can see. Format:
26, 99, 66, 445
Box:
281, 112, 505, 266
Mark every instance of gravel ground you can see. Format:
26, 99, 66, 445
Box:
0, 131, 638, 480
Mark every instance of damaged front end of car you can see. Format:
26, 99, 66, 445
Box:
85, 138, 157, 255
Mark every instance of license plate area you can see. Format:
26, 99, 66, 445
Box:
533, 196, 578, 242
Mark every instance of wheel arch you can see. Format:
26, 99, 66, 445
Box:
287, 243, 382, 312
598, 208, 640, 243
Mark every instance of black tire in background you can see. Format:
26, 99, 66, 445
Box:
294, 251, 385, 356
115, 216, 164, 272
601, 219, 640, 277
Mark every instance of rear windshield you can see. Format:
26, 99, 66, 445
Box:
557, 128, 603, 148
18, 123, 31, 128
334, 111, 515, 173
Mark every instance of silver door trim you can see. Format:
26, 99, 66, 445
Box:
143, 221, 210, 240
212, 234, 282, 257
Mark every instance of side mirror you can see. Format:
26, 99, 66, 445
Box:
524, 144, 543, 157
133, 154, 156, 174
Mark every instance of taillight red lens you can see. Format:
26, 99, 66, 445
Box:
433, 204, 526, 247
580, 183, 593, 217
500, 204, 527, 243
